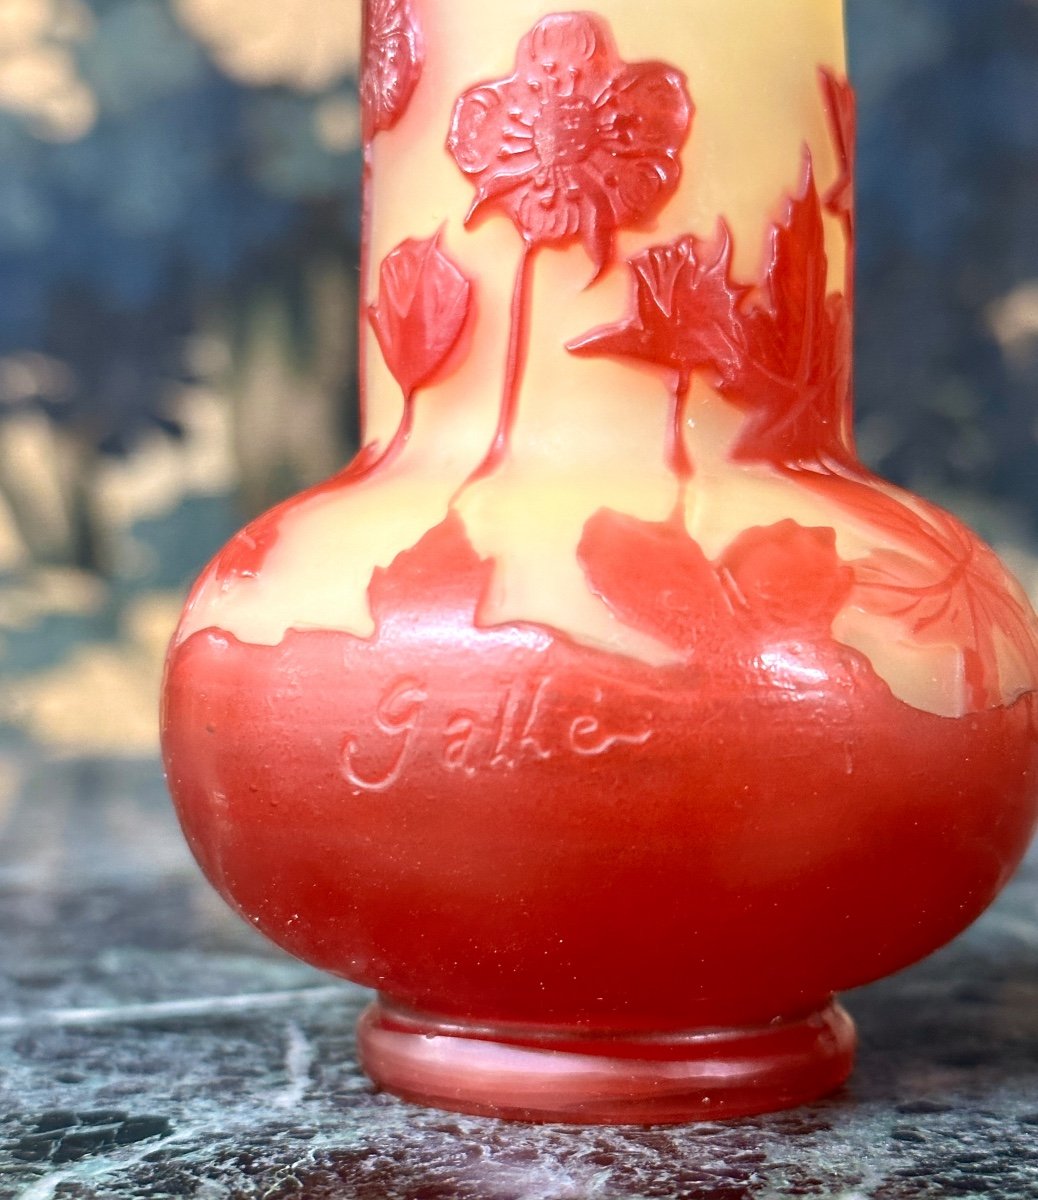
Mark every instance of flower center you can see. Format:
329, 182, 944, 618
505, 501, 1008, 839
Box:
532, 97, 595, 169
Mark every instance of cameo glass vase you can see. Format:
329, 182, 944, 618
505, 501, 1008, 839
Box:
162, 0, 1038, 1124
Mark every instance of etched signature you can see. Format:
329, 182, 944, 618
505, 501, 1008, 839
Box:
341, 673, 652, 792
341, 676, 427, 792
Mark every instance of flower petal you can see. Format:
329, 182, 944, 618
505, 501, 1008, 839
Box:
363, 0, 423, 137
448, 86, 513, 174
607, 154, 680, 227
601, 63, 692, 156
464, 160, 538, 225
515, 179, 582, 243
375, 33, 417, 118
525, 12, 607, 75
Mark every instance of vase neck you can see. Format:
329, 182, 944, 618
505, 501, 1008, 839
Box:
359, 0, 853, 478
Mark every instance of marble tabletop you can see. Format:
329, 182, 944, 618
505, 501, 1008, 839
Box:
2, 736, 1038, 1200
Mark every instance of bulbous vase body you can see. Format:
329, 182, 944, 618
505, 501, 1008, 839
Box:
162, 0, 1038, 1123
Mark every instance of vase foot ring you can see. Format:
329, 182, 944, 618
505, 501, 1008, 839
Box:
357, 998, 856, 1125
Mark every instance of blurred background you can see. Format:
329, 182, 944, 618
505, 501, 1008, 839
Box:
0, 0, 1037, 766
0, 9, 1036, 1188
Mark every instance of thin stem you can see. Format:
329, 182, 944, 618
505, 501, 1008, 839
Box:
341, 390, 415, 484
378, 392, 415, 471
666, 372, 693, 481
466, 239, 536, 486
665, 373, 693, 528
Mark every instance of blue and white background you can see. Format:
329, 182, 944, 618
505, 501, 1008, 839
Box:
0, 0, 1037, 760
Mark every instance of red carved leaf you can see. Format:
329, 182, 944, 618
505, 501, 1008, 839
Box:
820, 68, 856, 233
849, 504, 1038, 710
446, 12, 692, 275
579, 510, 732, 650
717, 166, 853, 470
566, 222, 749, 384
718, 520, 853, 635
367, 511, 495, 628
368, 232, 472, 400
362, 0, 423, 138
579, 510, 853, 654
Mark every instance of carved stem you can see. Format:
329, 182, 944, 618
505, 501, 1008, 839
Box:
468, 239, 536, 484
666, 371, 694, 481
379, 392, 416, 472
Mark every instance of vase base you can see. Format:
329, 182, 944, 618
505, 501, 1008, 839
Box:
357, 998, 856, 1125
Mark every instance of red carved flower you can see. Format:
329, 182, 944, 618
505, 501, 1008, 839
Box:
567, 222, 748, 385
369, 231, 472, 400
356, 231, 472, 478
362, 0, 423, 139
446, 12, 692, 274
